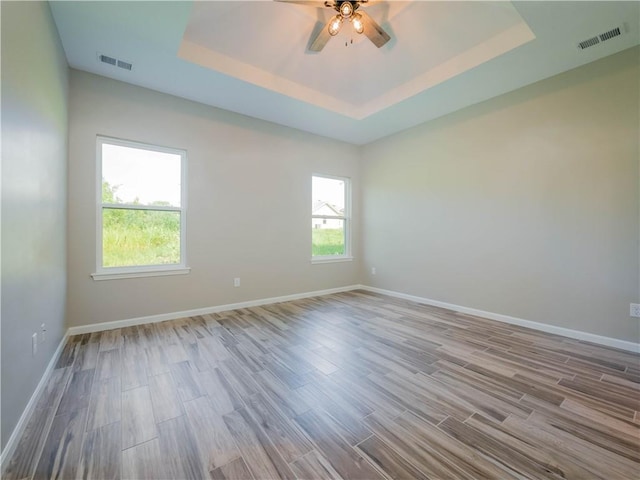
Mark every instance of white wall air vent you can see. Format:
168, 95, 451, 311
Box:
98, 53, 133, 71
577, 25, 624, 50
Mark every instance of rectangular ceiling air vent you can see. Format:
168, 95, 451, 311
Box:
577, 25, 624, 50
98, 53, 133, 71
578, 36, 600, 50
599, 27, 621, 42
117, 60, 132, 71
99, 54, 117, 66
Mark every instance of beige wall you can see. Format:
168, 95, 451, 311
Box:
361, 47, 640, 343
1, 2, 69, 449
67, 71, 361, 328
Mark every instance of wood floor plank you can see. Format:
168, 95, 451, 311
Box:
363, 411, 476, 479
156, 415, 206, 480
197, 367, 244, 415
329, 370, 406, 420
122, 350, 148, 391
394, 410, 519, 479
437, 416, 564, 479
96, 348, 122, 380
210, 457, 255, 480
57, 368, 94, 415
503, 413, 637, 479
121, 438, 165, 480
356, 433, 430, 480
55, 339, 81, 369
364, 373, 448, 425
294, 409, 385, 480
34, 408, 88, 479
183, 396, 241, 472
164, 341, 190, 365
464, 413, 603, 479
290, 450, 345, 480
245, 392, 314, 463
3, 407, 54, 479
99, 329, 123, 352
219, 357, 262, 402
35, 366, 72, 411
73, 342, 100, 372
148, 372, 184, 423
559, 396, 640, 439
77, 421, 121, 480
86, 376, 121, 432
296, 382, 372, 445
182, 339, 214, 372
289, 345, 339, 375
223, 408, 296, 480
121, 386, 157, 449
169, 360, 204, 402
144, 345, 171, 377
253, 369, 311, 418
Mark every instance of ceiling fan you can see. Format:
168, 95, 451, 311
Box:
276, 0, 391, 52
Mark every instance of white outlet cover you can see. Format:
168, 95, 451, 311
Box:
630, 303, 640, 318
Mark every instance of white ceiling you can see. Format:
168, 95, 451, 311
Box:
50, 1, 639, 145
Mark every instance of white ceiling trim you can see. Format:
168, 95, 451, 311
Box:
359, 21, 536, 118
178, 39, 357, 117
179, 20, 536, 120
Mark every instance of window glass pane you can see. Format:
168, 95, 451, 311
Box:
103, 208, 180, 267
312, 219, 345, 256
312, 176, 345, 214
102, 143, 182, 207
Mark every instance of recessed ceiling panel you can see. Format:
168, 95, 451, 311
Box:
179, 1, 535, 118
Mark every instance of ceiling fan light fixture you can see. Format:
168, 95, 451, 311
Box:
329, 15, 342, 37
352, 13, 364, 34
339, 1, 354, 18
328, 15, 343, 36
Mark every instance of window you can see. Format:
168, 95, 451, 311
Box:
93, 136, 188, 280
312, 174, 351, 262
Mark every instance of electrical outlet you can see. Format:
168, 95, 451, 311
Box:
630, 303, 640, 318
40, 323, 46, 343
371, 267, 376, 275
234, 278, 241, 287
32, 333, 38, 356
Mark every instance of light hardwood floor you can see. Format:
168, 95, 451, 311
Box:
4, 290, 639, 479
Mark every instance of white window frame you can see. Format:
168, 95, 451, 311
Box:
92, 136, 189, 281
311, 173, 353, 264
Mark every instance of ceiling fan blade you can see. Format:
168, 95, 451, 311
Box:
309, 19, 332, 51
359, 10, 390, 48
274, 0, 330, 7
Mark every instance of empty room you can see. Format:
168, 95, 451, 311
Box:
2, 0, 639, 478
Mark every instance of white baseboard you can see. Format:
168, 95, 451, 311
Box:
65, 282, 640, 352
67, 284, 362, 335
360, 286, 640, 353
0, 332, 68, 471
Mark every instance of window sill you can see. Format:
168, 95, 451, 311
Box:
311, 256, 354, 264
91, 267, 191, 281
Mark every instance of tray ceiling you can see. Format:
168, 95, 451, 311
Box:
50, 1, 640, 144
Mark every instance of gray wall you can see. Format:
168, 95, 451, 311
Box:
1, 1, 69, 449
67, 71, 361, 328
361, 47, 640, 343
